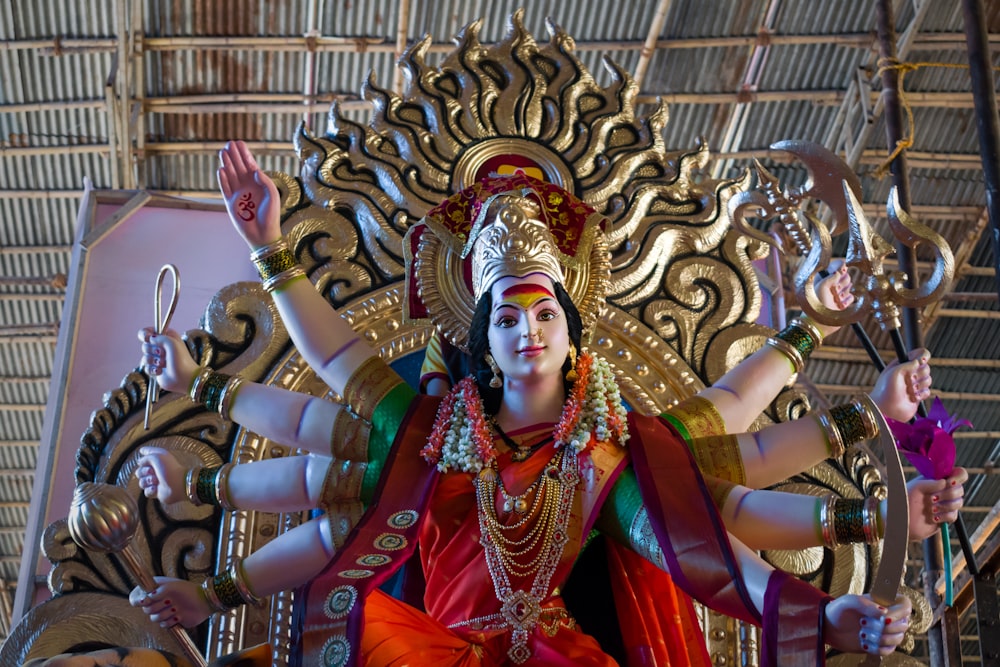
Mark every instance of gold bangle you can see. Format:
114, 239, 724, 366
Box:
819, 494, 838, 549
863, 496, 883, 543
231, 560, 263, 606
249, 238, 289, 262
214, 462, 236, 511
209, 569, 244, 610
186, 466, 203, 506
217, 376, 245, 421
790, 317, 824, 348
262, 265, 306, 293
200, 577, 227, 613
189, 368, 212, 403
815, 409, 845, 459
764, 336, 804, 374
196, 465, 222, 505
829, 399, 878, 447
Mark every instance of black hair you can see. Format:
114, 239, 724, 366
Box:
468, 280, 584, 416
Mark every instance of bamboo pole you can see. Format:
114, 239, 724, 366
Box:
393, 0, 411, 93
4, 32, 999, 57
633, 0, 672, 91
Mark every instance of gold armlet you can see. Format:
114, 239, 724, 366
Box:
331, 409, 371, 461
667, 395, 727, 438
690, 434, 746, 485
341, 356, 403, 422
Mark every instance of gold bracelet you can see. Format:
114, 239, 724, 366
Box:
262, 265, 306, 293
790, 317, 824, 348
186, 466, 203, 506
829, 399, 878, 447
862, 496, 883, 543
249, 238, 289, 262
814, 409, 846, 459
189, 368, 213, 403
764, 336, 804, 374
819, 494, 838, 549
208, 569, 244, 610
214, 462, 237, 511
217, 376, 245, 422
231, 559, 263, 606
833, 498, 867, 544
196, 465, 222, 505
200, 577, 227, 613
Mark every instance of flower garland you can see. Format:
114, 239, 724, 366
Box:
421, 351, 629, 473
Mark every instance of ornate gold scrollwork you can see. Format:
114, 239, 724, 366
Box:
16, 10, 902, 667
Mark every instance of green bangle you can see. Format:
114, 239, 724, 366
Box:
196, 465, 223, 506
200, 372, 231, 413
210, 569, 245, 609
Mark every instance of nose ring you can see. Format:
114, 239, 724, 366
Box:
535, 328, 544, 341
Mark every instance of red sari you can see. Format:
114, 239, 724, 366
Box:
361, 429, 624, 666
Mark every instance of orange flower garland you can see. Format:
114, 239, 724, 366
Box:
422, 351, 628, 473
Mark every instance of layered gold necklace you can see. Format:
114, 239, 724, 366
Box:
474, 446, 579, 664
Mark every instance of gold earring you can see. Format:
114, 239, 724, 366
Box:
565, 344, 578, 382
485, 353, 503, 388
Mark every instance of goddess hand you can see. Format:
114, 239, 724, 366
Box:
807, 263, 854, 337
825, 593, 912, 656
138, 327, 199, 394
907, 467, 968, 541
130, 577, 212, 629
135, 446, 187, 503
217, 140, 282, 250
870, 348, 932, 423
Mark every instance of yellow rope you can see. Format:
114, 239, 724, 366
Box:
872, 59, 979, 179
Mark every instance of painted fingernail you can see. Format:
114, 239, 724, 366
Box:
951, 480, 958, 486
163, 599, 171, 605
934, 515, 941, 522
860, 618, 867, 626
862, 644, 869, 651
860, 632, 867, 640
932, 496, 939, 502
886, 618, 893, 625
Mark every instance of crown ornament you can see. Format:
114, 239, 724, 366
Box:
471, 197, 566, 301
404, 174, 611, 351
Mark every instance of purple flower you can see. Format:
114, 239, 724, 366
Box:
886, 398, 972, 480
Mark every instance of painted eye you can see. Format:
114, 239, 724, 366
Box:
537, 310, 558, 321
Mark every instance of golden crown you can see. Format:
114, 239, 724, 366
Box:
404, 175, 611, 351
471, 196, 566, 301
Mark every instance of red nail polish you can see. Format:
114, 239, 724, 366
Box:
932, 496, 939, 502
163, 599, 171, 605
951, 480, 957, 486
860, 619, 867, 626
886, 618, 893, 624
862, 644, 868, 651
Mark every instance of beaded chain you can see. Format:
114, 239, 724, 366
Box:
475, 446, 578, 664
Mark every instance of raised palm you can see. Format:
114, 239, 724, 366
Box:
217, 140, 281, 249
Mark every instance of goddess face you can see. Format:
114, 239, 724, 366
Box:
487, 273, 570, 384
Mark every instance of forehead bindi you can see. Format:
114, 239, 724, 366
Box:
495, 283, 556, 310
